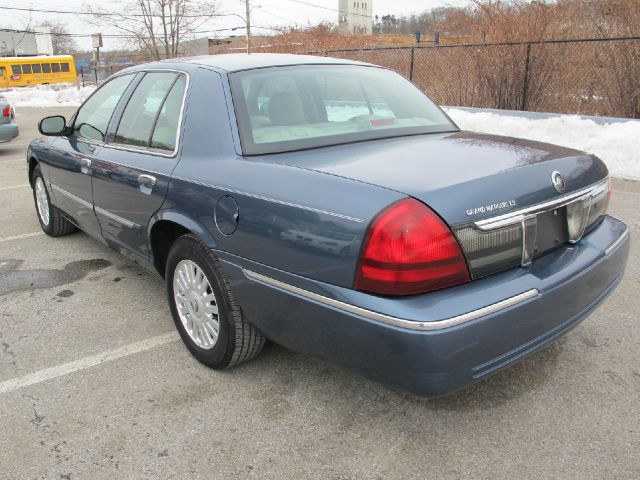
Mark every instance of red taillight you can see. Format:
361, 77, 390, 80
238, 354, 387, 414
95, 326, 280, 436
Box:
355, 198, 470, 296
2, 106, 9, 118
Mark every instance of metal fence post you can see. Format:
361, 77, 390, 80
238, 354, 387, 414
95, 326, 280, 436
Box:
521, 43, 532, 111
409, 47, 415, 81
80, 67, 85, 88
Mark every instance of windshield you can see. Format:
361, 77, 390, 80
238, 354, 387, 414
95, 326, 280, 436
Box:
229, 64, 457, 155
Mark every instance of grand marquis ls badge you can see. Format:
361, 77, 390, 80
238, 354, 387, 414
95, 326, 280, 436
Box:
551, 171, 566, 193
466, 199, 517, 216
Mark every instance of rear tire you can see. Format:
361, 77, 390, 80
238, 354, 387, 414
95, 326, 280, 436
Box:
32, 165, 76, 237
166, 234, 266, 369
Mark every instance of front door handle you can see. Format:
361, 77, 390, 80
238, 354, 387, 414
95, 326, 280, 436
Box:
138, 174, 157, 189
80, 158, 92, 174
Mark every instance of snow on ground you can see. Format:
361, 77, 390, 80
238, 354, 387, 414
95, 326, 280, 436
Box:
1, 84, 94, 108
2, 84, 638, 180
445, 108, 640, 181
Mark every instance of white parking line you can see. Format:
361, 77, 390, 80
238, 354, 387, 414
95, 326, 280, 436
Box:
0, 159, 25, 164
0, 231, 44, 242
0, 184, 29, 191
615, 190, 640, 196
0, 332, 180, 395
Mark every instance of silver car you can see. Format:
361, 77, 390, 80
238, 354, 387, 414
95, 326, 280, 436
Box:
0, 95, 19, 143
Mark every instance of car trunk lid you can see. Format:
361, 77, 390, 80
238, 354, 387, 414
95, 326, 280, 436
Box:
262, 131, 609, 279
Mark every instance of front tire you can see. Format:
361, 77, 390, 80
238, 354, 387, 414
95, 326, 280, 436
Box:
32, 165, 76, 237
166, 235, 265, 369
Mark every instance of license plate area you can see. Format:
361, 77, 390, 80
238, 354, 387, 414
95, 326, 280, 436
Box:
533, 207, 569, 258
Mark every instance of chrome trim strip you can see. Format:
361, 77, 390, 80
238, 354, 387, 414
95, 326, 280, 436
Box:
101, 69, 190, 159
172, 176, 365, 223
605, 227, 629, 256
475, 179, 608, 231
51, 184, 92, 209
94, 158, 168, 178
243, 269, 540, 331
94, 206, 138, 229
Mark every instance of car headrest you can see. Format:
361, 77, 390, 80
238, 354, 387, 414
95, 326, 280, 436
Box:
266, 92, 305, 126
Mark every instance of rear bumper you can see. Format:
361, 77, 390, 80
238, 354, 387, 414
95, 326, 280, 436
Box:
0, 123, 19, 143
220, 215, 629, 397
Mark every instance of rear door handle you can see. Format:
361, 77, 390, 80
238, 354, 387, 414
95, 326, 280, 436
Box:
138, 174, 157, 189
80, 158, 92, 174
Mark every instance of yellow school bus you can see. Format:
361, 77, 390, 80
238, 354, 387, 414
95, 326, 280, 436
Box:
0, 55, 77, 88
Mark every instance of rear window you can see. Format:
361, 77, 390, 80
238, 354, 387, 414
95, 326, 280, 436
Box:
114, 72, 182, 149
61, 62, 70, 72
230, 65, 457, 155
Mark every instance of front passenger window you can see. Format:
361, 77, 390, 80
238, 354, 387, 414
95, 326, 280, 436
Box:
72, 74, 133, 142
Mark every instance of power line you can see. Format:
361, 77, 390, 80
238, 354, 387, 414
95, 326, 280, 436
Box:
260, 9, 298, 24
1, 25, 284, 40
0, 5, 232, 19
286, 0, 374, 19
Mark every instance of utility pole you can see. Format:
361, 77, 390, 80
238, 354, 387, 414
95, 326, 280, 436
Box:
245, 0, 252, 54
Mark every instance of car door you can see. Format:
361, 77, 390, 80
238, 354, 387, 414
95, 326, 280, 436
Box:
45, 74, 136, 238
91, 71, 188, 264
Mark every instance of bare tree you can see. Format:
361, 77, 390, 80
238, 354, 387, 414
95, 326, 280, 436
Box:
38, 21, 78, 55
84, 0, 217, 60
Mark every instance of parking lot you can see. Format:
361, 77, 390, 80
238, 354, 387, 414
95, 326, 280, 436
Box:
1, 107, 638, 479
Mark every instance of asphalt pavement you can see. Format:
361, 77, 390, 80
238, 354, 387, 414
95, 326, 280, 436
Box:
0, 107, 638, 479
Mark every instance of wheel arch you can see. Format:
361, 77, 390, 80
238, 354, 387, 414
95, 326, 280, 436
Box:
28, 155, 39, 186
148, 211, 219, 278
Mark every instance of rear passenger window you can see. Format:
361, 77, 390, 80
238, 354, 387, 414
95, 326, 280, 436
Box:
32, 64, 42, 73
151, 76, 186, 151
11, 65, 20, 75
42, 63, 51, 73
114, 72, 181, 149
61, 62, 70, 72
51, 63, 60, 73
22, 64, 32, 74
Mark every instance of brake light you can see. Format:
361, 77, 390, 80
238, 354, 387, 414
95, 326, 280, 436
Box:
355, 198, 470, 296
2, 106, 9, 117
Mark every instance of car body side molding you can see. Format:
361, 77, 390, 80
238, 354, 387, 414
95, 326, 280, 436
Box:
243, 268, 540, 331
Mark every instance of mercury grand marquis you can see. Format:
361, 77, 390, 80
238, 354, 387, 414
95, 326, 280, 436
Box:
27, 54, 630, 396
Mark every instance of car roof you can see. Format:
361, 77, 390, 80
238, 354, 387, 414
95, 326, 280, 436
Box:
139, 53, 373, 73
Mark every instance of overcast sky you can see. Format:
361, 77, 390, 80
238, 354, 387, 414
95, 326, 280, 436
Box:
2, 0, 470, 50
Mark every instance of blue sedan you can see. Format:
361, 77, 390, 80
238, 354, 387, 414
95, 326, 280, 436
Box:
27, 54, 630, 396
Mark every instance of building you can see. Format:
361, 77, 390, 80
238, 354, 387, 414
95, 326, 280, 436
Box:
0, 28, 53, 57
178, 37, 244, 56
338, 0, 373, 35
178, 36, 284, 56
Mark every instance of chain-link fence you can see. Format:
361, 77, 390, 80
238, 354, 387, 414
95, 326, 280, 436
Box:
311, 36, 640, 119
77, 65, 132, 87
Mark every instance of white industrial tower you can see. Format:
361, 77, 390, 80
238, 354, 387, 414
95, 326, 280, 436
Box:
338, 0, 373, 35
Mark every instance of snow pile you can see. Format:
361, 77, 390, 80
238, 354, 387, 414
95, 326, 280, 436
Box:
446, 108, 640, 181
1, 84, 638, 180
1, 84, 95, 107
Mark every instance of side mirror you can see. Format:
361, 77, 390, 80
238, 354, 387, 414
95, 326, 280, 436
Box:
38, 116, 67, 136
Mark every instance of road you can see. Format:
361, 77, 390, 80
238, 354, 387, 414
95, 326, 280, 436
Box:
1, 107, 638, 479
